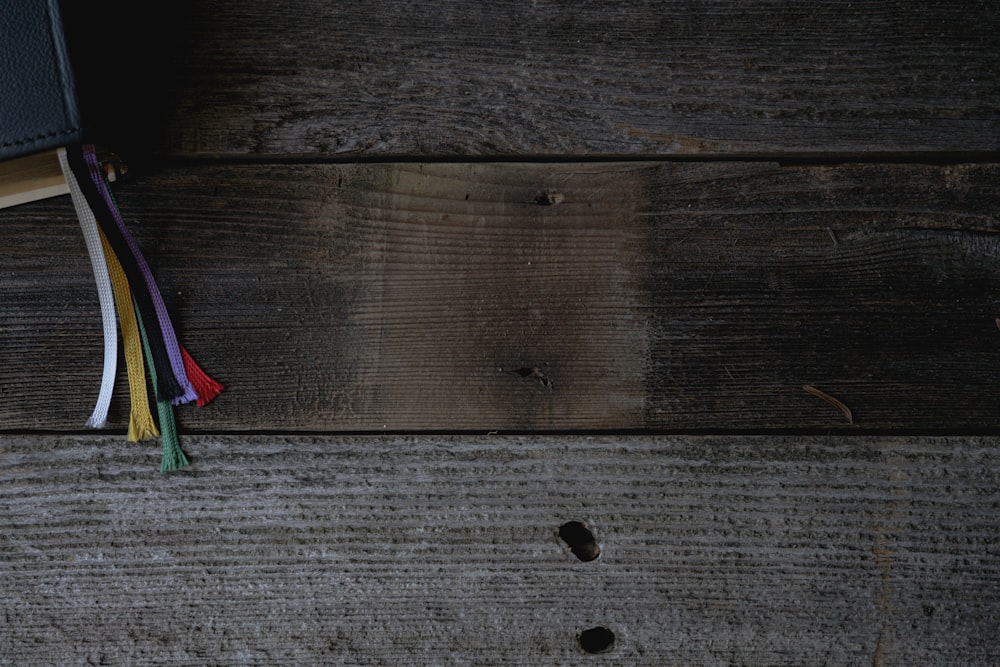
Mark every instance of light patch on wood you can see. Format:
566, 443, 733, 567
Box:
352, 163, 649, 429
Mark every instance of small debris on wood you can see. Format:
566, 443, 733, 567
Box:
507, 366, 553, 389
802, 384, 854, 424
535, 191, 564, 206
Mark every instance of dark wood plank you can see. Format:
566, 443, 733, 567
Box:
63, 0, 1000, 159
2, 434, 999, 665
2, 162, 999, 432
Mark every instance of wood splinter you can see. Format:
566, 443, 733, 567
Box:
802, 384, 854, 425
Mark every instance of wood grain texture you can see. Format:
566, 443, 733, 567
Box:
61, 0, 1000, 159
2, 434, 999, 665
2, 161, 999, 432
7, 3, 996, 661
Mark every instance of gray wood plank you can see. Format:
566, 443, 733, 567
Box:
63, 0, 1000, 158
2, 434, 998, 665
3, 161, 1000, 431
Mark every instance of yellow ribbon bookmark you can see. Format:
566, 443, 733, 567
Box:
98, 228, 160, 442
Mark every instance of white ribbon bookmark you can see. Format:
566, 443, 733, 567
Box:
57, 147, 117, 428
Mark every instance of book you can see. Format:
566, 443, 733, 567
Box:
0, 148, 120, 210
0, 0, 83, 208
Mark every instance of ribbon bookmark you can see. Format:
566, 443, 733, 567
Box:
136, 297, 189, 473
57, 148, 117, 428
181, 346, 224, 407
81, 147, 200, 406
65, 145, 185, 403
99, 228, 159, 442
58, 143, 224, 471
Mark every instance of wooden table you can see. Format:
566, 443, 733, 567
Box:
2, 2, 999, 663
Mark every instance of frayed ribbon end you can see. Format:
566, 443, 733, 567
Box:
85, 415, 107, 429
180, 345, 224, 407
170, 384, 201, 407
127, 414, 160, 443
161, 445, 190, 473
194, 377, 224, 408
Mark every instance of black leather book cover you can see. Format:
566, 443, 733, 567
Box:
0, 0, 82, 161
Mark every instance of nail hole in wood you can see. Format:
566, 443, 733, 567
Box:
559, 521, 600, 562
579, 626, 615, 654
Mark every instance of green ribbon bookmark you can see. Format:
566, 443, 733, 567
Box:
135, 296, 190, 473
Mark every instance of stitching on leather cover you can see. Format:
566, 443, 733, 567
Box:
0, 127, 82, 150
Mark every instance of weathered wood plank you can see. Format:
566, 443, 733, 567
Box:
1, 435, 998, 665
2, 162, 999, 431
62, 0, 1000, 159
